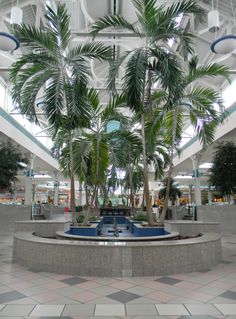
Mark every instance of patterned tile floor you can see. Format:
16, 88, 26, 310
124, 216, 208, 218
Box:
0, 231, 236, 318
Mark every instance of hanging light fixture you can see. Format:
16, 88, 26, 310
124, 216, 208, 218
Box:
0, 31, 20, 51
208, 10, 220, 33
210, 0, 236, 54
0, 0, 22, 52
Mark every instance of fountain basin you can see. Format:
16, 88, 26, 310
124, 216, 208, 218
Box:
13, 231, 221, 276
66, 216, 170, 238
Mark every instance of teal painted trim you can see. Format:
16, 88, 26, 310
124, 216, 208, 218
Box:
178, 102, 236, 154
0, 107, 52, 156
180, 135, 198, 152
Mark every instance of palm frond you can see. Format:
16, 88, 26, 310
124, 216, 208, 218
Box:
107, 50, 133, 92
91, 14, 141, 39
132, 0, 158, 35
196, 120, 217, 146
65, 80, 91, 124
161, 0, 205, 24
186, 87, 222, 112
86, 88, 100, 111
44, 77, 65, 129
92, 138, 110, 185
11, 65, 53, 123
147, 153, 166, 180
123, 48, 148, 111
185, 56, 230, 85
68, 42, 112, 62
45, 3, 71, 49
13, 24, 57, 53
100, 94, 127, 123
149, 48, 183, 92
163, 108, 184, 145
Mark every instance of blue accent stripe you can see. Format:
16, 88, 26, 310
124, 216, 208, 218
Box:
211, 34, 236, 54
0, 32, 20, 50
0, 107, 52, 156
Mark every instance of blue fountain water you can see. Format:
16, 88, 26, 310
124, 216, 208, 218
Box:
67, 216, 169, 237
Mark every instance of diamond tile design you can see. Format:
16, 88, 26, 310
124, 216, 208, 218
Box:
219, 290, 236, 300
60, 277, 88, 286
155, 276, 182, 285
0, 290, 27, 303
106, 290, 140, 303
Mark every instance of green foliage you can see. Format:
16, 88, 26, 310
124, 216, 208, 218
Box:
123, 166, 144, 193
210, 142, 236, 196
132, 213, 148, 221
0, 142, 28, 192
159, 177, 182, 204
131, 213, 157, 222
10, 3, 112, 129
76, 215, 100, 224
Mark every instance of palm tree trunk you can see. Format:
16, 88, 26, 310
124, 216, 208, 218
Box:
159, 107, 179, 225
69, 130, 77, 225
128, 154, 135, 213
141, 114, 154, 226
83, 185, 97, 224
83, 133, 100, 224
85, 184, 89, 207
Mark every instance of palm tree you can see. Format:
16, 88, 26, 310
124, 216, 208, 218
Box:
71, 90, 141, 224
159, 177, 182, 205
91, 0, 206, 225
158, 56, 229, 225
10, 3, 112, 224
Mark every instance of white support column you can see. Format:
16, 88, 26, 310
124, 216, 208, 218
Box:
188, 184, 193, 204
53, 181, 59, 206
194, 177, 202, 206
24, 154, 36, 205
79, 183, 83, 206
191, 154, 202, 206
208, 184, 212, 205
25, 176, 33, 205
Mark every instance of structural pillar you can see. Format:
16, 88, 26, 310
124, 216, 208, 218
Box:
78, 183, 82, 206
25, 176, 33, 205
194, 177, 202, 206
191, 154, 202, 206
24, 154, 36, 205
188, 184, 193, 204
208, 184, 212, 205
54, 181, 59, 206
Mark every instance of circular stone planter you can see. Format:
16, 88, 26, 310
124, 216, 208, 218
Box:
56, 230, 179, 241
13, 232, 221, 277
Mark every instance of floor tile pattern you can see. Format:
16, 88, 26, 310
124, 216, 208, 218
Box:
106, 290, 141, 302
60, 277, 88, 286
1, 217, 236, 317
155, 277, 183, 285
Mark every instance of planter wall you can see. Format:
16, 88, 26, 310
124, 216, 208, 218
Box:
15, 220, 70, 238
164, 220, 220, 237
13, 232, 221, 277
